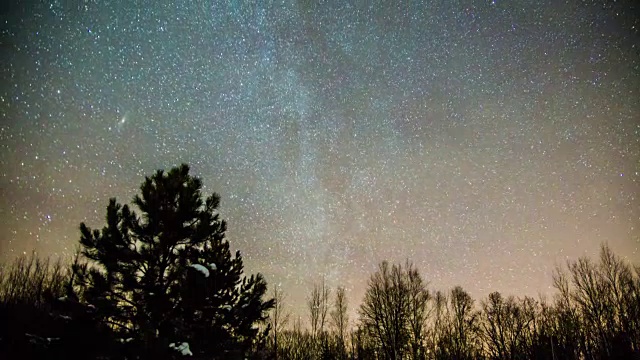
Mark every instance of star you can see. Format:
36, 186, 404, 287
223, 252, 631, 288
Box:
0, 0, 638, 318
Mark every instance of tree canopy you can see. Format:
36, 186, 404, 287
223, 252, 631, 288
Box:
72, 164, 274, 359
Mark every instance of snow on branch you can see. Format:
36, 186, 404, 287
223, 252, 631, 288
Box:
189, 264, 210, 277
169, 342, 193, 356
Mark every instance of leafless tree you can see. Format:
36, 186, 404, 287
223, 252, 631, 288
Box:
307, 277, 330, 339
439, 286, 480, 360
551, 266, 583, 360
560, 243, 640, 358
308, 285, 320, 339
331, 286, 349, 357
406, 262, 430, 360
623, 264, 640, 352
480, 292, 535, 359
425, 289, 447, 356
359, 261, 419, 360
270, 286, 290, 360
568, 256, 611, 357
454, 286, 479, 358
0, 252, 69, 307
598, 243, 638, 353
319, 278, 330, 336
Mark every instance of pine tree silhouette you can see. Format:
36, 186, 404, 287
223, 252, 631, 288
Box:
72, 164, 274, 359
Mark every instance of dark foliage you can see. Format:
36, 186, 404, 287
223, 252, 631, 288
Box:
0, 253, 111, 359
71, 164, 274, 359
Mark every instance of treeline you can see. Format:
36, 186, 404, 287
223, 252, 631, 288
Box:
1, 164, 638, 359
3, 245, 637, 360
266, 245, 640, 360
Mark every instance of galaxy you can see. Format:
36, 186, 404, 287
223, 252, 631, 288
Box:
1, 1, 638, 317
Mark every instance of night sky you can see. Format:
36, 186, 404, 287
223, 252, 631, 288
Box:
1, 1, 639, 318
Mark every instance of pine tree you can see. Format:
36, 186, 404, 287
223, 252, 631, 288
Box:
72, 164, 274, 359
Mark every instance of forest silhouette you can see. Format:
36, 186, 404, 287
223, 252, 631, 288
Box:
0, 164, 638, 359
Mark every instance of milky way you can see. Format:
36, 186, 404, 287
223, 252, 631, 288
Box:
1, 1, 638, 318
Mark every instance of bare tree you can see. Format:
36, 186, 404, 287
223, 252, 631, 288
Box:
551, 266, 583, 360
436, 286, 480, 359
425, 290, 447, 356
406, 262, 430, 360
568, 256, 611, 357
0, 253, 69, 307
308, 284, 321, 339
331, 286, 349, 358
598, 243, 638, 355
480, 292, 507, 359
270, 287, 290, 360
480, 292, 535, 360
359, 261, 417, 360
559, 243, 640, 359
319, 278, 330, 336
623, 264, 640, 353
308, 278, 331, 339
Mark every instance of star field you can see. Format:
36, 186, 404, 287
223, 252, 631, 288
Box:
1, 1, 639, 317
